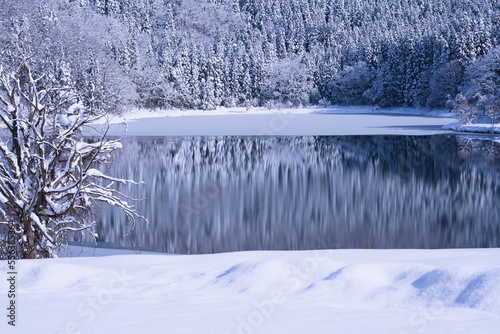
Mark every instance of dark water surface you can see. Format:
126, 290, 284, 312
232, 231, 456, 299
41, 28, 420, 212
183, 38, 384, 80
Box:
81, 135, 500, 253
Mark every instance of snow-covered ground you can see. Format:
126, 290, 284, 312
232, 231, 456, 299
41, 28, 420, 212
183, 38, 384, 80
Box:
88, 106, 458, 136
2, 248, 500, 333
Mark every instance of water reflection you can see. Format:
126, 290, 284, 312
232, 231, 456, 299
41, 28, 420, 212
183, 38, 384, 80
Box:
81, 135, 500, 253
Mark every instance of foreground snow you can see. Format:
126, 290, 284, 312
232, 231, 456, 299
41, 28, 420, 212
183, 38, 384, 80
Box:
88, 106, 457, 137
2, 248, 500, 333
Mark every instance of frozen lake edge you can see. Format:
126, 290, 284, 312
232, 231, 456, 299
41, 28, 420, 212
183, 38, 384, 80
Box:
86, 107, 459, 137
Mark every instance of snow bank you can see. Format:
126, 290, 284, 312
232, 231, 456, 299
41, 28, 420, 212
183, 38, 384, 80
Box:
443, 122, 500, 134
2, 248, 499, 333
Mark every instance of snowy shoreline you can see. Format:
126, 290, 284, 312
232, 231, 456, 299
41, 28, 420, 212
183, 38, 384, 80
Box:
91, 106, 500, 137
443, 122, 500, 134
2, 248, 500, 333
87, 106, 459, 137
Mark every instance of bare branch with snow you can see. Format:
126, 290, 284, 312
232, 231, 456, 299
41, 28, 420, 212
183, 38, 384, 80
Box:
0, 51, 144, 259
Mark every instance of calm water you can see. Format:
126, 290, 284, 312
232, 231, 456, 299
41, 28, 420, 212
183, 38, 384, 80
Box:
81, 135, 500, 253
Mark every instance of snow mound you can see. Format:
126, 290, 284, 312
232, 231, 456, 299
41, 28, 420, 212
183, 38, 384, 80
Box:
2, 249, 500, 333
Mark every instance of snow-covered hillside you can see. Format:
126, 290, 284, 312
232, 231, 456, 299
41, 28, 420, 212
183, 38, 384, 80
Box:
2, 248, 499, 333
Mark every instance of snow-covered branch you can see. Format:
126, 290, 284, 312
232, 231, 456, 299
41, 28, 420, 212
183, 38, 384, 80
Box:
0, 51, 144, 259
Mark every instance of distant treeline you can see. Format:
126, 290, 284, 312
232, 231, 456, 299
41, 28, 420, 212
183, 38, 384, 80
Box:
2, 0, 499, 113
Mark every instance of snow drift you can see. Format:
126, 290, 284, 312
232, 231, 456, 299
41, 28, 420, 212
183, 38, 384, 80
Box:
2, 248, 500, 333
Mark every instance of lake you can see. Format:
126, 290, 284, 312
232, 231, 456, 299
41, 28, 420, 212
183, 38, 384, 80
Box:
78, 135, 500, 253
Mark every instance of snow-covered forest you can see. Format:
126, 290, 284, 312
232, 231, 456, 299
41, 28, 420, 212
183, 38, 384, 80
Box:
1, 0, 499, 112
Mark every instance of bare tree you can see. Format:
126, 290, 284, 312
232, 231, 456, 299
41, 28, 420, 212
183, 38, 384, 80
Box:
483, 98, 500, 125
0, 53, 142, 259
455, 93, 480, 125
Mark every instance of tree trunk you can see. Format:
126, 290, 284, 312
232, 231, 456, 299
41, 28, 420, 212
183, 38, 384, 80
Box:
22, 216, 37, 259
